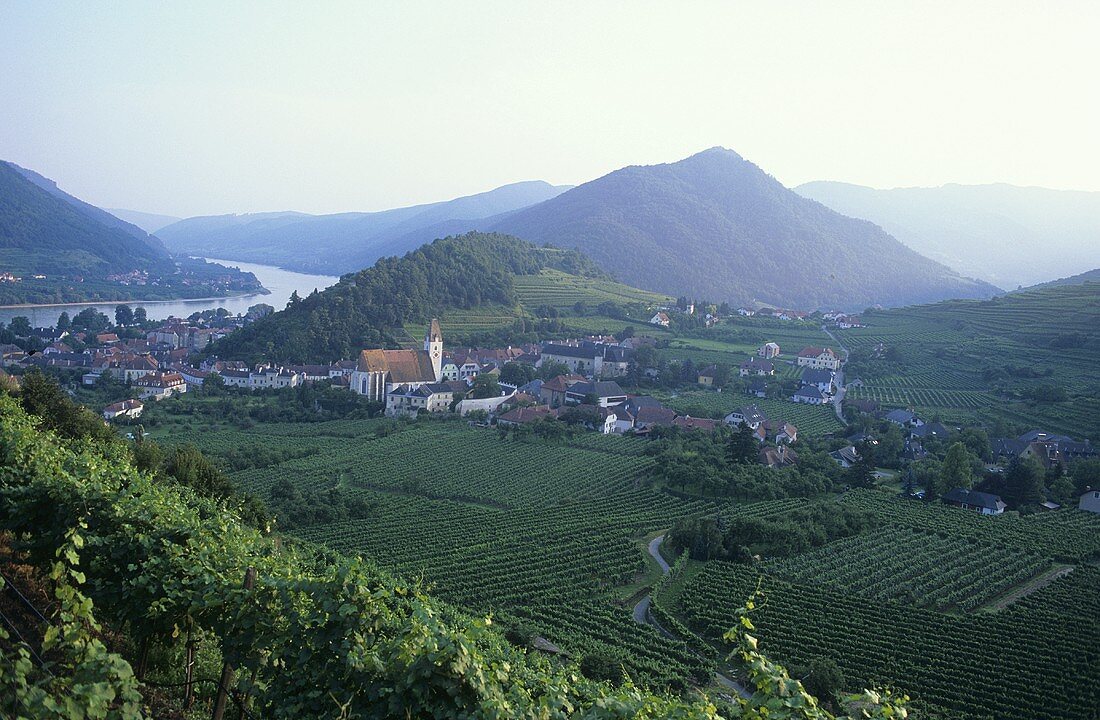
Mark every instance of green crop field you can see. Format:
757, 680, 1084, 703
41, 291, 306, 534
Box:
673, 560, 1099, 720
177, 418, 720, 688
661, 391, 845, 437
659, 489, 1100, 720
837, 283, 1100, 439
513, 268, 671, 309
767, 526, 1050, 611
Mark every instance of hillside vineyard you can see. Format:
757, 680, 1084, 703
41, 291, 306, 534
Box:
3, 176, 1099, 720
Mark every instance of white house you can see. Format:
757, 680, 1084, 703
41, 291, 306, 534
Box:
796, 347, 840, 370
649, 312, 671, 328
1080, 489, 1100, 514
791, 386, 826, 405
455, 393, 516, 417
102, 398, 144, 421
385, 382, 454, 417
724, 404, 767, 430
942, 488, 1007, 516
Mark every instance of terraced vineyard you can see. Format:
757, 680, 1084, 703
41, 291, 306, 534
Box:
768, 526, 1050, 611
836, 283, 1100, 438
186, 418, 719, 688
838, 489, 1100, 562
674, 562, 1100, 720
513, 268, 671, 309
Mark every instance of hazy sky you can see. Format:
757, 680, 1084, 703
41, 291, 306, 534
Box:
2, 1, 1098, 217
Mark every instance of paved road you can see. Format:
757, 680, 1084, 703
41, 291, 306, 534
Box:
631, 535, 752, 700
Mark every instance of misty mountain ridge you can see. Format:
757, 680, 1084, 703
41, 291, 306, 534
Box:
490, 147, 998, 310
0, 160, 173, 276
795, 180, 1100, 288
155, 180, 573, 274
105, 207, 182, 234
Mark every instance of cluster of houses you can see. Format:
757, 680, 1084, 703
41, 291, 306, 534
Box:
732, 343, 843, 407
648, 302, 719, 329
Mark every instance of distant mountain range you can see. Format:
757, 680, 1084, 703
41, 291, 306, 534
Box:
795, 181, 1100, 289
155, 181, 572, 274
491, 148, 998, 309
105, 208, 181, 234
0, 161, 263, 305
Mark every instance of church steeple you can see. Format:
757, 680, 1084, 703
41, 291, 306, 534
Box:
425, 318, 443, 381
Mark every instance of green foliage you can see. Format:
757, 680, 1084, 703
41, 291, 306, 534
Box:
470, 373, 502, 399
0, 394, 735, 719
14, 369, 116, 442
668, 501, 872, 561
210, 232, 615, 363
648, 429, 840, 499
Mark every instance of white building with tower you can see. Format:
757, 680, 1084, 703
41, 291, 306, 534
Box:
351, 319, 444, 402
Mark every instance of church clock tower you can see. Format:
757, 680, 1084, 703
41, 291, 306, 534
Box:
425, 318, 443, 381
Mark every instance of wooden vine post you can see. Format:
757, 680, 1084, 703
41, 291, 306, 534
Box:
211, 566, 256, 720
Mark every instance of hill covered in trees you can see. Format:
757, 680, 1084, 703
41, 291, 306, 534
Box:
491, 148, 997, 310
210, 232, 647, 363
155, 180, 571, 274
0, 160, 173, 278
0, 161, 264, 304
795, 180, 1100, 289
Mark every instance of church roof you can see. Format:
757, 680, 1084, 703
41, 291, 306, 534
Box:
357, 349, 437, 383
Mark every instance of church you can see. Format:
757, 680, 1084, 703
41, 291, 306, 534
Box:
351, 319, 444, 402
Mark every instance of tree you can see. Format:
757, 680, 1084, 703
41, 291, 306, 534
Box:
847, 441, 877, 489
799, 657, 846, 710
56, 311, 71, 331
957, 427, 991, 461
538, 360, 570, 380
1004, 456, 1045, 507
133, 306, 148, 324
617, 325, 635, 340
940, 442, 974, 491
114, 304, 134, 327
728, 422, 758, 465
8, 315, 31, 336
499, 362, 536, 387
469, 374, 501, 399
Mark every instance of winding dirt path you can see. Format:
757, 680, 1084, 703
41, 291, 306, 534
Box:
632, 535, 752, 700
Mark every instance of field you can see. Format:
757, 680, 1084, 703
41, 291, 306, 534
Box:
837, 283, 1100, 439
674, 561, 1099, 720
512, 268, 671, 309
661, 391, 846, 437
767, 526, 1051, 611
174, 417, 720, 688
658, 488, 1100, 720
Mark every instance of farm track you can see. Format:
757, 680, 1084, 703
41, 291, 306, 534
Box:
981, 565, 1075, 612
632, 535, 752, 700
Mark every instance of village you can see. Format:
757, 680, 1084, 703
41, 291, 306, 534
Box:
3, 308, 1097, 516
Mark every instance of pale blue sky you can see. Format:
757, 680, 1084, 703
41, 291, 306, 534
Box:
1, 1, 1098, 217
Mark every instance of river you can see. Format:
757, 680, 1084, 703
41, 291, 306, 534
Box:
0, 259, 339, 328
